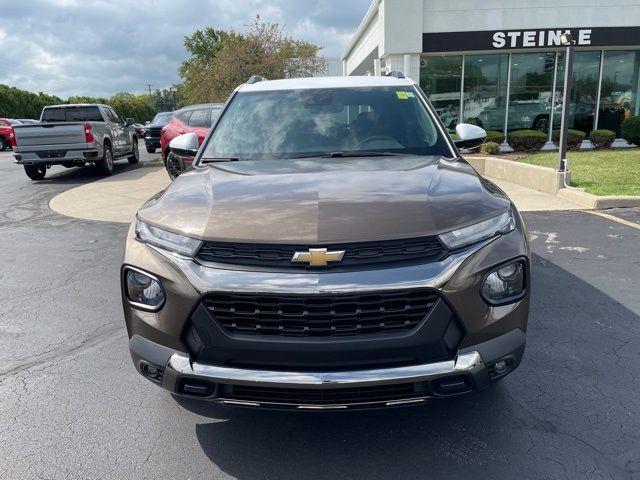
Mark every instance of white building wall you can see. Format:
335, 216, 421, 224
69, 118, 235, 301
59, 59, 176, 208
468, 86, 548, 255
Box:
344, 7, 381, 76
344, 0, 640, 75
422, 0, 640, 33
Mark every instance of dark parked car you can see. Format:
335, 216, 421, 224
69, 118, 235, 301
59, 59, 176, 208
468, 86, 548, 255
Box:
144, 112, 173, 153
131, 123, 146, 139
122, 75, 530, 410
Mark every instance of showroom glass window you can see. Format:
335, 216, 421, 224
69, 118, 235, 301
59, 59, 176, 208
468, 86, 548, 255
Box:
420, 55, 462, 130
507, 53, 557, 133
464, 54, 509, 133
555, 50, 601, 136
597, 50, 640, 135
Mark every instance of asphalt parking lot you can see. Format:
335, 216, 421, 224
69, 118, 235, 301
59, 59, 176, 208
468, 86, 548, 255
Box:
0, 145, 638, 480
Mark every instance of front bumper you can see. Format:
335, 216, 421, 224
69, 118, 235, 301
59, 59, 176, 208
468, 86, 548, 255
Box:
130, 328, 525, 409
144, 137, 161, 148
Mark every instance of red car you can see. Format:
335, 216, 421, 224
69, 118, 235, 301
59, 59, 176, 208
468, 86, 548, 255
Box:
0, 118, 17, 151
160, 103, 223, 179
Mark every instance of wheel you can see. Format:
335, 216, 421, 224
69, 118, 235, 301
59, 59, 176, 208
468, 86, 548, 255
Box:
146, 146, 156, 154
165, 152, 185, 180
24, 165, 46, 180
128, 138, 140, 164
97, 144, 114, 176
532, 115, 550, 133
0, 137, 7, 151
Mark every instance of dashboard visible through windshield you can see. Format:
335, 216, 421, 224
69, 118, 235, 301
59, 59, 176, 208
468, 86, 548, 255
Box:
200, 86, 452, 161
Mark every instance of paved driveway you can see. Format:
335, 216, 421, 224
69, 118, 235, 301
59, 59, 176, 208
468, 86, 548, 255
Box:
0, 146, 638, 479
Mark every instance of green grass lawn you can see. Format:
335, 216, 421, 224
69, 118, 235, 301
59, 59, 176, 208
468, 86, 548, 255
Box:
520, 149, 640, 196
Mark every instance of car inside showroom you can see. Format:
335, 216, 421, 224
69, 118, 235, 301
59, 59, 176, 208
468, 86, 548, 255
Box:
342, 0, 640, 150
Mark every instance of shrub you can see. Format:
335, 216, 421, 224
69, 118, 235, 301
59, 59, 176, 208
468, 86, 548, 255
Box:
506, 130, 547, 152
480, 141, 500, 155
465, 117, 482, 126
551, 129, 585, 151
589, 129, 616, 149
621, 116, 640, 146
484, 130, 504, 144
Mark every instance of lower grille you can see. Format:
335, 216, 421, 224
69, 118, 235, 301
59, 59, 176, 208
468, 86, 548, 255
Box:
223, 383, 423, 404
202, 289, 440, 337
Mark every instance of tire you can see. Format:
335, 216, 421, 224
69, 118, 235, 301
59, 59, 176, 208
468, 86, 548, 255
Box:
165, 152, 185, 180
0, 137, 7, 151
532, 115, 550, 133
128, 138, 140, 164
24, 165, 46, 180
97, 144, 114, 176
146, 146, 156, 154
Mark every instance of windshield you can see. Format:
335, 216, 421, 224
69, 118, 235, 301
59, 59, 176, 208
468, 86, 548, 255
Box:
201, 86, 451, 161
152, 112, 173, 124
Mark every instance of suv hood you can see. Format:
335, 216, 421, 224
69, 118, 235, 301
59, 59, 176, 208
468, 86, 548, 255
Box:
138, 157, 510, 243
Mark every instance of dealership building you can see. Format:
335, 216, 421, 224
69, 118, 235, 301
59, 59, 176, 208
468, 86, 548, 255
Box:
342, 0, 640, 147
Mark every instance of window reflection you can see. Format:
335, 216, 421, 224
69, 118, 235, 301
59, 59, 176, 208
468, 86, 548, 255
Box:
598, 50, 640, 135
556, 50, 600, 136
420, 56, 462, 130
506, 53, 557, 133
463, 54, 508, 132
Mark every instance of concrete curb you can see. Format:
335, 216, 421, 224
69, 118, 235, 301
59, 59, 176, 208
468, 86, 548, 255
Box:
467, 155, 640, 209
557, 188, 640, 209
467, 156, 565, 195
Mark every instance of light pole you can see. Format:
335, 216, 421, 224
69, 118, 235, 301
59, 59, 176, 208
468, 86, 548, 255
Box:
169, 86, 178, 111
557, 32, 575, 172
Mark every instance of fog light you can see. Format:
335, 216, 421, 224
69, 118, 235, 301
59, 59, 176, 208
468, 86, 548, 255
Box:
126, 268, 165, 310
494, 360, 508, 374
481, 260, 525, 304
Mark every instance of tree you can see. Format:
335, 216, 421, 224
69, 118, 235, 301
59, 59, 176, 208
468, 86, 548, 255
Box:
180, 17, 326, 104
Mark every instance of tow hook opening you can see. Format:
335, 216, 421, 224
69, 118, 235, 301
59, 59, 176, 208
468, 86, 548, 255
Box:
177, 378, 217, 398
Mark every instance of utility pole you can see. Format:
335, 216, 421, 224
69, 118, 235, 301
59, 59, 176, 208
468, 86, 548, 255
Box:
557, 32, 575, 172
147, 84, 153, 101
169, 86, 178, 111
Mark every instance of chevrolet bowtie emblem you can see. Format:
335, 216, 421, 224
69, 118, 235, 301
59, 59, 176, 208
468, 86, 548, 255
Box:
291, 248, 345, 267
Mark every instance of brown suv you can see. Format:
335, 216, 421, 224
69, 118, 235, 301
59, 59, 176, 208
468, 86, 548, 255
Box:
121, 74, 530, 410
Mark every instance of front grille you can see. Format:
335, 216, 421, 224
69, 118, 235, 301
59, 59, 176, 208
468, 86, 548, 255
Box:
223, 382, 423, 404
145, 127, 162, 139
202, 289, 439, 337
196, 236, 447, 270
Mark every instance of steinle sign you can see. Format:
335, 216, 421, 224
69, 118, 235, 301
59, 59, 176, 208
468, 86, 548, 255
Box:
422, 26, 640, 53
491, 29, 591, 49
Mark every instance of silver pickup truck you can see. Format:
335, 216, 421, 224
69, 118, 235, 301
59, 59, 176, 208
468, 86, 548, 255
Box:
12, 103, 139, 180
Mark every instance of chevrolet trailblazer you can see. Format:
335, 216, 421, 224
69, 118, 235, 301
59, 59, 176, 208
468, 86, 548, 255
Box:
121, 74, 530, 410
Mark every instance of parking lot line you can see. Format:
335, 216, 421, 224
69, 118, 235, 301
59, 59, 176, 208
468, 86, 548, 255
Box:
585, 210, 640, 230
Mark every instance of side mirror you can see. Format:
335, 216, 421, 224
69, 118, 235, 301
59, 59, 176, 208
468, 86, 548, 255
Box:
125, 118, 134, 126
453, 123, 487, 150
169, 132, 199, 157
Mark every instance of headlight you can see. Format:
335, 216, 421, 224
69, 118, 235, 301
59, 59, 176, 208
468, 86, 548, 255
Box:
135, 219, 202, 256
438, 209, 515, 250
481, 259, 526, 305
125, 268, 165, 310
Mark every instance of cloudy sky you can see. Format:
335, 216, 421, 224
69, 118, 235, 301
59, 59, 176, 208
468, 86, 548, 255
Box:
0, 0, 370, 98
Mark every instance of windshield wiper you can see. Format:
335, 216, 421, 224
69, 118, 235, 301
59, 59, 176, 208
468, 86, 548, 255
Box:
326, 151, 413, 158
288, 151, 414, 159
200, 157, 240, 163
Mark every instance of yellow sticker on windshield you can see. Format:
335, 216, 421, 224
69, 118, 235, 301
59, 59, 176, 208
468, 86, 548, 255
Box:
396, 91, 409, 100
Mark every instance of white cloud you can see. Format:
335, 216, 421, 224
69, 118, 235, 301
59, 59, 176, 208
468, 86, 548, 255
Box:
0, 0, 370, 98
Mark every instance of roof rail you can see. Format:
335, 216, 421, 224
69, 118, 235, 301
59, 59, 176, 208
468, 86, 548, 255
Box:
385, 70, 405, 79
246, 75, 267, 84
